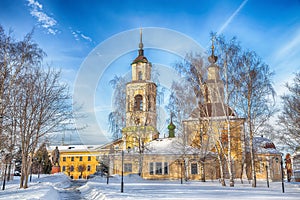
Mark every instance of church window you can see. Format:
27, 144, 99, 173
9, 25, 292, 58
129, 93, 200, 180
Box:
134, 95, 143, 111
79, 156, 82, 161
164, 162, 169, 175
155, 162, 162, 175
191, 163, 198, 175
88, 156, 91, 161
148, 95, 151, 111
138, 71, 143, 80
63, 157, 66, 162
149, 162, 154, 175
62, 166, 66, 171
124, 163, 132, 173
71, 157, 74, 162
87, 165, 91, 171
70, 165, 74, 172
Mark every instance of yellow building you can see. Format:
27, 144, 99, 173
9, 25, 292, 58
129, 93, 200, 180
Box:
48, 145, 103, 180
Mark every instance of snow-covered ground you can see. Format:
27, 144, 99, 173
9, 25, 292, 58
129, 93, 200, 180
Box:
0, 173, 299, 200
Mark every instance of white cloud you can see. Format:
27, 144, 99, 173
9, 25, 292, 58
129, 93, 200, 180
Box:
27, 0, 42, 9
69, 27, 93, 42
81, 33, 92, 42
27, 0, 58, 35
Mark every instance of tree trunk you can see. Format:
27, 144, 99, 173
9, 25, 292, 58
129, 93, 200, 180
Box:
227, 122, 234, 187
200, 159, 206, 182
248, 105, 256, 187
217, 151, 226, 186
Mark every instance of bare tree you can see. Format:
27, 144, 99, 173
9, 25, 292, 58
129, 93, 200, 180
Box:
233, 50, 276, 187
168, 53, 219, 182
77, 164, 86, 179
108, 75, 128, 139
0, 26, 77, 188
18, 67, 74, 188
278, 72, 300, 149
214, 34, 242, 187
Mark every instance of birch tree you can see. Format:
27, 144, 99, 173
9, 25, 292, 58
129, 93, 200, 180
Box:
214, 34, 242, 187
108, 75, 128, 139
234, 50, 276, 187
278, 72, 300, 149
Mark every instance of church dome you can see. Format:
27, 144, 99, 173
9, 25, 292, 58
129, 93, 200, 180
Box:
167, 122, 176, 130
132, 53, 148, 64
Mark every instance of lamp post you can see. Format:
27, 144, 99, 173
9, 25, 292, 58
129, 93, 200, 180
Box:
265, 164, 269, 188
180, 162, 183, 184
107, 154, 110, 185
121, 150, 124, 193
275, 155, 285, 193
280, 155, 285, 193
29, 167, 32, 182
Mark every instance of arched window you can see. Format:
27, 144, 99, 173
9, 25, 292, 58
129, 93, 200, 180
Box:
134, 95, 143, 111
138, 71, 143, 80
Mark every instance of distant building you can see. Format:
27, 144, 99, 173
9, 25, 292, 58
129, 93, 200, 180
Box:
48, 145, 103, 180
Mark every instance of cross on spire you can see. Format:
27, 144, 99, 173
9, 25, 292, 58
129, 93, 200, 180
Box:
138, 28, 144, 56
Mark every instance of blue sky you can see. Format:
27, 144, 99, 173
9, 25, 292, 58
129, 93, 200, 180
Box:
1, 0, 299, 145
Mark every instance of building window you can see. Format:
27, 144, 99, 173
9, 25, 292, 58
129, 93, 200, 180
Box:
62, 166, 66, 171
88, 156, 91, 161
191, 163, 198, 175
134, 95, 143, 111
71, 157, 74, 162
63, 157, 66, 162
87, 165, 91, 171
138, 71, 142, 80
70, 165, 74, 172
155, 162, 162, 175
124, 163, 132, 173
149, 163, 154, 175
79, 156, 83, 161
164, 162, 169, 175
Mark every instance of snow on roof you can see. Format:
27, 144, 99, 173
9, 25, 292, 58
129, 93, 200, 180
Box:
253, 137, 281, 155
144, 137, 202, 155
48, 145, 103, 152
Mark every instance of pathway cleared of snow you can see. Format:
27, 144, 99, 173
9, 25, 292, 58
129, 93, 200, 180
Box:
58, 180, 87, 200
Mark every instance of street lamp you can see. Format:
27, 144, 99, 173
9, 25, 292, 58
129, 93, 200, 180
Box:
180, 162, 183, 184
275, 155, 285, 193
265, 164, 269, 188
175, 159, 183, 184
121, 150, 124, 193
107, 154, 110, 185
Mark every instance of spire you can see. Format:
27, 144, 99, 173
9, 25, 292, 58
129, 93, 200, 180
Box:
138, 28, 144, 56
208, 35, 218, 64
132, 28, 148, 64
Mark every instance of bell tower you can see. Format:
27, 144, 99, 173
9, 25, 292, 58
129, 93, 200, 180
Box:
203, 36, 224, 104
122, 29, 158, 150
